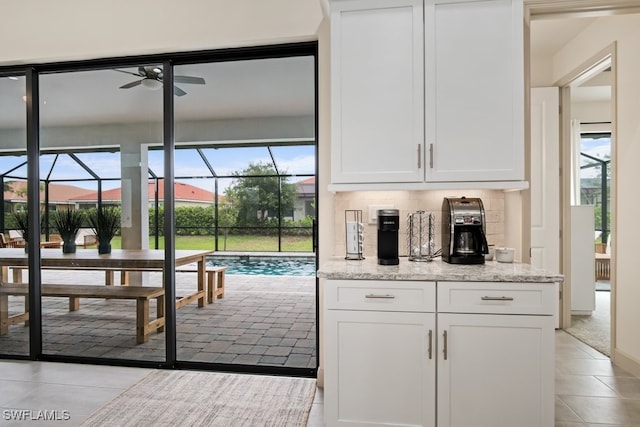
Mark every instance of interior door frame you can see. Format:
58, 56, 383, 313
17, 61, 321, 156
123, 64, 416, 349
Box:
555, 44, 616, 353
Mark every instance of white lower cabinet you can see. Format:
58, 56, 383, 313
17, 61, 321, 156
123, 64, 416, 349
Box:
325, 280, 555, 427
436, 313, 554, 427
325, 280, 436, 427
325, 310, 436, 426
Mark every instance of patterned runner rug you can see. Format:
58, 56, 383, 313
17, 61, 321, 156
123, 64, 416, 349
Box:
565, 290, 610, 357
81, 370, 316, 426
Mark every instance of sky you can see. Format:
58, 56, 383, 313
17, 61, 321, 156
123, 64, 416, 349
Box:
0, 145, 316, 195
580, 135, 611, 179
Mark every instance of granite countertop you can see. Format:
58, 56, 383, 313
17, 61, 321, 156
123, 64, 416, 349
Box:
317, 257, 564, 283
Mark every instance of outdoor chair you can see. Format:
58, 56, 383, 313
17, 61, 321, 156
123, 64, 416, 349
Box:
8, 230, 22, 240
0, 234, 15, 248
75, 228, 97, 248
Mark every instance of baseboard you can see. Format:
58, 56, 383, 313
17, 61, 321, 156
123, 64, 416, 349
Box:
613, 348, 640, 378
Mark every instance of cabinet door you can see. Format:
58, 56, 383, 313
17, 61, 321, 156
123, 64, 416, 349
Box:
425, 0, 524, 182
330, 0, 424, 184
325, 309, 436, 427
437, 313, 554, 427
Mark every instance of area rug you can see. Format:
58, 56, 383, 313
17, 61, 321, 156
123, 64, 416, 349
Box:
565, 291, 610, 357
81, 370, 316, 427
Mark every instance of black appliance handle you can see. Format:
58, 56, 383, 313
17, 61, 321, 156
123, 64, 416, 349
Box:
478, 228, 489, 254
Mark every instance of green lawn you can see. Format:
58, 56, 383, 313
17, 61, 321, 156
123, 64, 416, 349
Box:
109, 235, 312, 252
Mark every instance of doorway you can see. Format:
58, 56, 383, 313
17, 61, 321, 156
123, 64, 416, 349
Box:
529, 10, 619, 357
563, 60, 613, 356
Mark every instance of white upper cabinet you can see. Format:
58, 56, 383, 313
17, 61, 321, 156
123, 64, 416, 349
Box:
328, 0, 526, 191
425, 0, 524, 183
330, 0, 425, 185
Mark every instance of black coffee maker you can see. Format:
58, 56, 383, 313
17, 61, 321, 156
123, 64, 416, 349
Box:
377, 209, 400, 265
442, 197, 489, 264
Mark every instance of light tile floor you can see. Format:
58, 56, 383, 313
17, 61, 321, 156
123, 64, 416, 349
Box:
1, 330, 639, 426
0, 360, 324, 426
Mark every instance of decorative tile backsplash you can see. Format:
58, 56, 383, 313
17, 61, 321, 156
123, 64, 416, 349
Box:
333, 190, 505, 258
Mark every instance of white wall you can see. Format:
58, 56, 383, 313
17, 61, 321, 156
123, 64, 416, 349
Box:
535, 14, 640, 374
572, 101, 611, 124
530, 53, 555, 87
0, 0, 322, 65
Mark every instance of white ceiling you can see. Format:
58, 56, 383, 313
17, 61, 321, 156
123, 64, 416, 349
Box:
529, 17, 597, 57
530, 16, 612, 103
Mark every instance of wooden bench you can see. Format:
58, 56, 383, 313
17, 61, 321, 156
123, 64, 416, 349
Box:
177, 266, 226, 304
595, 253, 610, 281
10, 265, 226, 309
0, 284, 165, 344
116, 266, 227, 304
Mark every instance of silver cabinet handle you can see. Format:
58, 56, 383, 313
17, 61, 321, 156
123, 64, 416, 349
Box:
365, 294, 396, 299
417, 144, 422, 169
481, 296, 515, 301
428, 330, 433, 360
443, 330, 448, 360
429, 143, 434, 168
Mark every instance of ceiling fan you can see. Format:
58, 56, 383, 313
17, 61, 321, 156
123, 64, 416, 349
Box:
115, 66, 206, 96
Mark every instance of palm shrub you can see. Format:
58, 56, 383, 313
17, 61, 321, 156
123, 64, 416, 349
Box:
12, 211, 29, 242
51, 209, 85, 253
88, 207, 120, 254
11, 210, 47, 251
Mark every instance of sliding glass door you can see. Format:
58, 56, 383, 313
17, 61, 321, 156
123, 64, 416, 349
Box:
172, 57, 317, 374
0, 73, 29, 356
37, 66, 165, 361
0, 43, 318, 376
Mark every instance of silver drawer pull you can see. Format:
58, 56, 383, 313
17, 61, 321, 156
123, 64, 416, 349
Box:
365, 294, 396, 299
443, 330, 448, 360
481, 296, 515, 301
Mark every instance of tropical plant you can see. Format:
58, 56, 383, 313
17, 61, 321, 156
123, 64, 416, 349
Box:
12, 211, 29, 242
87, 207, 121, 245
51, 209, 85, 241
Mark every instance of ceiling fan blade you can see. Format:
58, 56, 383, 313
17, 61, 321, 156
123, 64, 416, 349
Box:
114, 69, 143, 77
174, 75, 206, 85
120, 80, 143, 89
173, 85, 187, 97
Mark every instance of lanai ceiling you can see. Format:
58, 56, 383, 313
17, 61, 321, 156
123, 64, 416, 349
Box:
0, 55, 316, 129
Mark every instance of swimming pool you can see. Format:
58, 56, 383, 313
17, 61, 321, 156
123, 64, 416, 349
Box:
207, 256, 316, 276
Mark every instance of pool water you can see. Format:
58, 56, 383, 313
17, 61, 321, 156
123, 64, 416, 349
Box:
207, 256, 316, 276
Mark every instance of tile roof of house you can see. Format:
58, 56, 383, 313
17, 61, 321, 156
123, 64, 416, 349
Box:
70, 180, 218, 203
4, 180, 219, 204
297, 177, 315, 185
3, 180, 95, 203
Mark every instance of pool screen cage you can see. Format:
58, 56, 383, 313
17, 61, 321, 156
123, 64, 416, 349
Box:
1, 142, 316, 253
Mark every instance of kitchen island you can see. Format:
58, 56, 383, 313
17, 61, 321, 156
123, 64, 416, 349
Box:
318, 258, 562, 427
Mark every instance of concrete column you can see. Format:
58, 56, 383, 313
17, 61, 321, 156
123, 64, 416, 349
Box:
120, 143, 150, 285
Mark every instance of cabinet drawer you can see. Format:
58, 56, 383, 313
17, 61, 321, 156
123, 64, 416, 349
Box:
437, 282, 555, 315
326, 280, 435, 312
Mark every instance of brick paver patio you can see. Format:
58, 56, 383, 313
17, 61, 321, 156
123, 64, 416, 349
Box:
0, 270, 317, 369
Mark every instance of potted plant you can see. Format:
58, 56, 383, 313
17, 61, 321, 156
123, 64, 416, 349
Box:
88, 207, 120, 254
51, 209, 85, 253
12, 211, 29, 252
